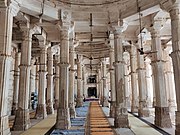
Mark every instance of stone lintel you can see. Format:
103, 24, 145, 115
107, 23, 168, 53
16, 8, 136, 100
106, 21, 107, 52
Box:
155, 106, 172, 128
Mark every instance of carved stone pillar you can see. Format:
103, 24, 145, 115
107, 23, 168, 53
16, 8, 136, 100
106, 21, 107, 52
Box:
0, 1, 19, 134
145, 58, 153, 107
69, 45, 76, 118
97, 69, 102, 99
130, 44, 139, 113
46, 47, 54, 115
160, 1, 180, 133
35, 45, 47, 119
76, 58, 83, 107
35, 60, 39, 94
54, 55, 59, 110
148, 21, 172, 127
114, 27, 129, 128
13, 23, 32, 130
102, 60, 109, 107
109, 48, 116, 117
55, 27, 71, 129
136, 40, 150, 117
12, 51, 21, 115
164, 47, 176, 112
124, 52, 130, 108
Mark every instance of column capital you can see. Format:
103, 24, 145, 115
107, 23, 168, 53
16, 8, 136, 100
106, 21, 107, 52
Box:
0, 0, 21, 16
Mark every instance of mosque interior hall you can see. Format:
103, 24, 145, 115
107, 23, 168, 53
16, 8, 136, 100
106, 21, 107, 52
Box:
1, 0, 180, 135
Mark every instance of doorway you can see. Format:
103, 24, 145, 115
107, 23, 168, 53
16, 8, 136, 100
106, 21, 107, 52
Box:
88, 87, 97, 98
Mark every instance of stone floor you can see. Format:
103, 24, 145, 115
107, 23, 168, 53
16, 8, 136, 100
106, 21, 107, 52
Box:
10, 103, 176, 135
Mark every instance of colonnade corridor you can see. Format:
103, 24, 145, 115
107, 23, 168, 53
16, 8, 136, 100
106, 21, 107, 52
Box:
1, 0, 180, 135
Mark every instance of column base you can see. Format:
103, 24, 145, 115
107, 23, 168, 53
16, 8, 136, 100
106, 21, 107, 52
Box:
55, 108, 71, 129
0, 115, 10, 134
155, 106, 172, 128
76, 97, 83, 107
138, 108, 150, 117
46, 102, 54, 115
13, 108, 31, 131
11, 103, 18, 115
103, 97, 109, 107
69, 103, 76, 118
114, 107, 129, 128
35, 104, 47, 119
176, 111, 180, 135
109, 101, 116, 117
131, 105, 138, 113
54, 99, 59, 110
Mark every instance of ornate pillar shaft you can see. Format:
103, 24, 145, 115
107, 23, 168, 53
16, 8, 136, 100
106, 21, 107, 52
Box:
69, 45, 76, 118
76, 58, 83, 107
137, 41, 150, 117
12, 51, 21, 114
46, 47, 54, 115
130, 44, 139, 113
0, 3, 19, 133
35, 61, 39, 94
164, 48, 176, 112
29, 58, 36, 110
145, 58, 153, 107
124, 52, 130, 108
149, 23, 171, 127
54, 55, 60, 110
55, 27, 71, 129
102, 60, 109, 107
13, 24, 32, 130
35, 45, 47, 119
169, 3, 180, 134
109, 48, 116, 117
114, 29, 129, 128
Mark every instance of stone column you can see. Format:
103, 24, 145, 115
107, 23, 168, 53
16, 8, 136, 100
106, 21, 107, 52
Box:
29, 58, 36, 110
12, 51, 21, 115
145, 58, 153, 107
164, 47, 176, 112
0, 1, 19, 134
83, 67, 87, 98
148, 22, 171, 127
35, 59, 39, 94
124, 52, 130, 108
160, 1, 180, 133
76, 57, 83, 107
55, 27, 71, 129
102, 59, 109, 107
109, 48, 116, 117
35, 45, 47, 119
136, 41, 150, 117
54, 55, 59, 110
13, 23, 32, 130
69, 45, 76, 118
46, 47, 54, 115
129, 44, 139, 113
97, 69, 102, 99
114, 27, 129, 128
